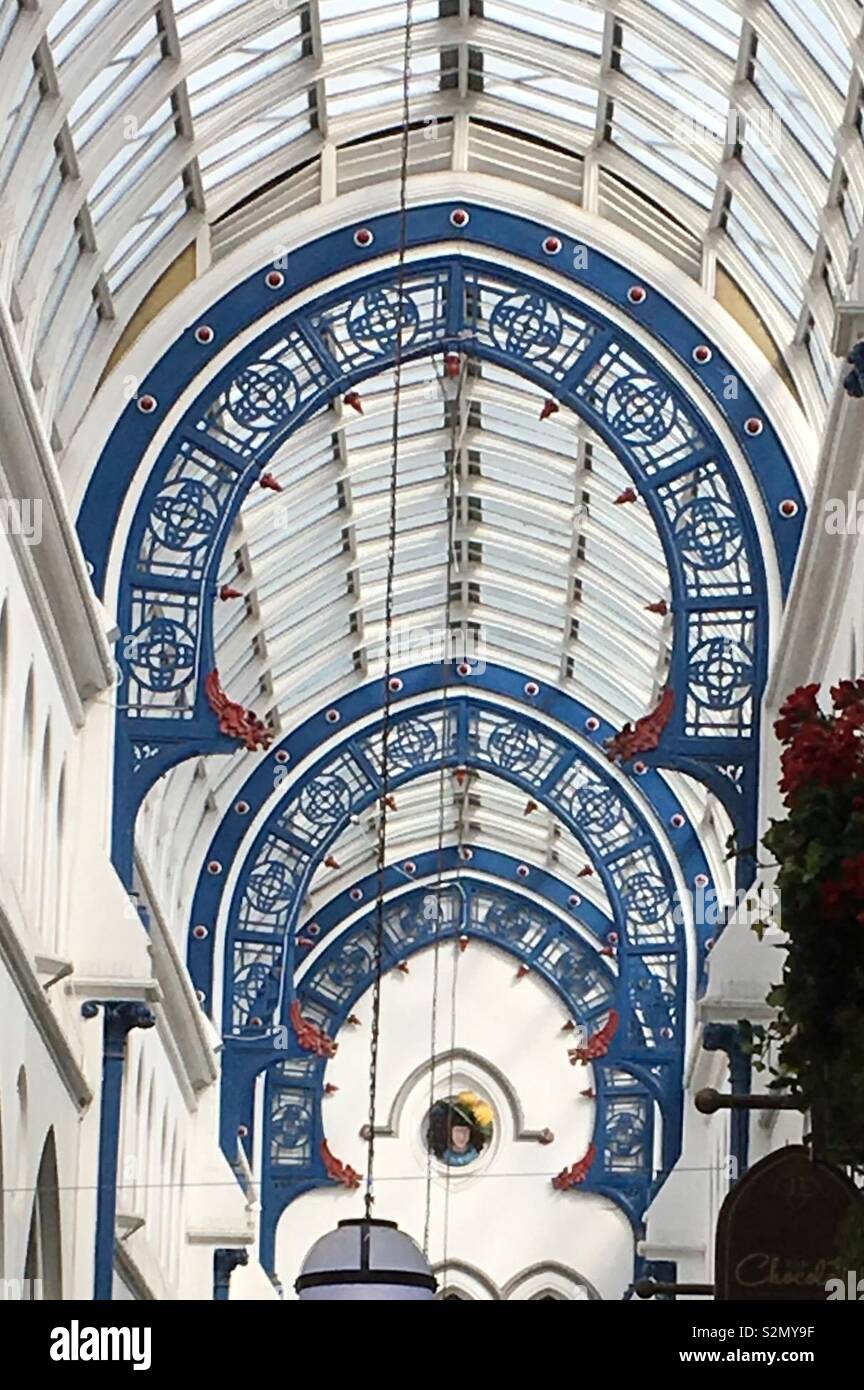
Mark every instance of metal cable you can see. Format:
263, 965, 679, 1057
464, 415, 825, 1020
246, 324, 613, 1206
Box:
364, 0, 414, 1222
422, 356, 464, 1254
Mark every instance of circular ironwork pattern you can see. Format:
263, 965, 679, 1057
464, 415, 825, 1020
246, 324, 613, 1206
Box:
246, 860, 296, 915
604, 374, 676, 445
322, 941, 373, 991
150, 479, 220, 552
607, 1107, 647, 1159
233, 962, 277, 1020
387, 719, 439, 768
129, 617, 196, 692
554, 949, 610, 1005
272, 1100, 312, 1151
622, 872, 671, 924
299, 774, 352, 826
481, 900, 535, 946
487, 720, 541, 773
674, 497, 743, 571
490, 292, 563, 360
227, 361, 298, 430
569, 783, 622, 836
347, 287, 420, 355
689, 637, 754, 710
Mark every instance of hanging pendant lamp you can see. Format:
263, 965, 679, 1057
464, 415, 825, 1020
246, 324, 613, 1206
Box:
295, 1219, 437, 1301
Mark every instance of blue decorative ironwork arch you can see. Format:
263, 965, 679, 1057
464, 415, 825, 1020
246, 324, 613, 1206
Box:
191, 693, 707, 1042
74, 202, 803, 1277
255, 876, 670, 1268
193, 690, 704, 1234
78, 205, 800, 882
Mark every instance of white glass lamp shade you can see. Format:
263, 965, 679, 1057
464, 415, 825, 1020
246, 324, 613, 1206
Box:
295, 1219, 437, 1301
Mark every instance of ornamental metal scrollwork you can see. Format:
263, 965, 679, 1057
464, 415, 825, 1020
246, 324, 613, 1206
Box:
606, 1103, 648, 1161
233, 961, 281, 1024
128, 617, 196, 692
347, 287, 420, 355
227, 361, 298, 431
622, 872, 671, 925
688, 636, 754, 711
489, 291, 564, 360
149, 479, 220, 552
674, 497, 743, 571
271, 1098, 313, 1155
486, 720, 541, 773
246, 860, 297, 915
387, 718, 439, 768
299, 774, 353, 826
568, 784, 622, 836
604, 374, 676, 446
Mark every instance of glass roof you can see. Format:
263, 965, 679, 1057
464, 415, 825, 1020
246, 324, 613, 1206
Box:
0, 1, 829, 940
216, 357, 670, 733
0, 0, 859, 440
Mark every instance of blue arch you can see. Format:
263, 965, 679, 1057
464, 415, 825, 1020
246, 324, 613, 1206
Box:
76, 203, 796, 1274
184, 672, 741, 1013
189, 693, 707, 1043
251, 877, 669, 1267
82, 206, 797, 883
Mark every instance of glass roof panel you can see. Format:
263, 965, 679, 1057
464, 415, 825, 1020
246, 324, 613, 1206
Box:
483, 1, 604, 52
640, 0, 742, 58
753, 41, 836, 179
15, 0, 823, 925
319, 0, 439, 44
49, 0, 121, 67
69, 22, 163, 152
0, 0, 856, 435
610, 102, 717, 208
768, 0, 851, 93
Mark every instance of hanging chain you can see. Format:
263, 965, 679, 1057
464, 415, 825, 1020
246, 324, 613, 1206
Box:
364, 0, 414, 1222
423, 352, 463, 1254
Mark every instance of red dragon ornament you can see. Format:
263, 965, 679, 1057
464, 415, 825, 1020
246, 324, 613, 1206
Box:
604, 687, 674, 765
205, 670, 274, 752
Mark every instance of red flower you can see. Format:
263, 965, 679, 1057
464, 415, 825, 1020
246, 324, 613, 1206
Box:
778, 713, 864, 803
831, 678, 864, 711
819, 855, 864, 919
774, 684, 821, 742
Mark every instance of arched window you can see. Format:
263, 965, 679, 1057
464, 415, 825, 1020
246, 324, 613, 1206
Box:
18, 667, 35, 891
505, 1265, 600, 1301
15, 1066, 28, 1214
36, 721, 52, 934
23, 1130, 62, 1299
52, 763, 67, 954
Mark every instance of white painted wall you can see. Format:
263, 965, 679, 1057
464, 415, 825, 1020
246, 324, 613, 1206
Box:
278, 942, 634, 1300
0, 430, 276, 1300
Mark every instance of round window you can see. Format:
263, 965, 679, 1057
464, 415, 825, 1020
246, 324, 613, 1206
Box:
425, 1092, 495, 1169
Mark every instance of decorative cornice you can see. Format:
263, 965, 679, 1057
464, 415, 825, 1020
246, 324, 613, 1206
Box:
0, 887, 92, 1111
0, 298, 114, 715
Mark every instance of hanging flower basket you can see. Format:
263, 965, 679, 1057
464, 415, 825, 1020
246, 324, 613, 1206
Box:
753, 679, 864, 1166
